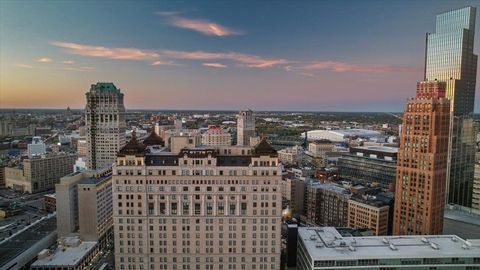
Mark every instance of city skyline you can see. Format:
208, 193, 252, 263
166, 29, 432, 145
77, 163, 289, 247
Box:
1, 0, 480, 112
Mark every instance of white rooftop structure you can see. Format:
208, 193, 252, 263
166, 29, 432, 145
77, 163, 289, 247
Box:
303, 129, 383, 142
297, 227, 480, 269
31, 239, 97, 268
353, 145, 398, 154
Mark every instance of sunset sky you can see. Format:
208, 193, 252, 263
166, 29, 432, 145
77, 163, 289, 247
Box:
1, 0, 479, 111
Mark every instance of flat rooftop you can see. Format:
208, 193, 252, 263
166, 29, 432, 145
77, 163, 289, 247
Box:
0, 215, 56, 268
353, 145, 398, 154
31, 241, 97, 267
299, 227, 480, 261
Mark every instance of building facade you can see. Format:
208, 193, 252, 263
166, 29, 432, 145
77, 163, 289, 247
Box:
337, 146, 398, 189
85, 82, 126, 170
348, 195, 390, 236
305, 182, 350, 227
27, 136, 46, 158
112, 135, 282, 270
393, 81, 450, 235
473, 163, 480, 210
5, 153, 77, 193
201, 125, 232, 147
278, 145, 303, 165
306, 140, 334, 159
236, 110, 255, 146
425, 7, 477, 207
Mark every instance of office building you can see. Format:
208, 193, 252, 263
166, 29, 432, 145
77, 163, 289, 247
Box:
338, 146, 398, 189
56, 168, 113, 242
236, 110, 255, 146
27, 136, 46, 158
393, 81, 450, 235
281, 177, 307, 215
278, 145, 303, 165
113, 134, 282, 270
348, 194, 391, 236
5, 153, 76, 193
425, 7, 477, 207
305, 182, 351, 227
201, 125, 232, 147
306, 139, 334, 159
85, 82, 126, 170
297, 227, 480, 270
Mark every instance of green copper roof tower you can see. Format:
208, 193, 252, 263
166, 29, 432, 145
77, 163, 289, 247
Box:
424, 6, 477, 207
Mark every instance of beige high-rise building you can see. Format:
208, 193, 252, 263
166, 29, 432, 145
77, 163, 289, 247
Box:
348, 195, 390, 236
113, 134, 282, 270
237, 110, 255, 146
56, 168, 113, 242
202, 125, 232, 147
5, 153, 76, 193
85, 82, 126, 170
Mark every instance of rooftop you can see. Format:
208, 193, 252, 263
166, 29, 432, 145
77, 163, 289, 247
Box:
353, 145, 398, 154
89, 82, 120, 93
299, 227, 480, 261
31, 240, 97, 267
0, 215, 56, 268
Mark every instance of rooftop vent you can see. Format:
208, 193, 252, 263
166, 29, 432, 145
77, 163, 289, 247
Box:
348, 245, 356, 252
316, 241, 324, 248
309, 235, 317, 241
389, 243, 397, 251
430, 243, 439, 250
451, 236, 458, 242
421, 237, 429, 243
382, 238, 389, 244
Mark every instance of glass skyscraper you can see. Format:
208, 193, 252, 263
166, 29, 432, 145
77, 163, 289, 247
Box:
424, 6, 477, 207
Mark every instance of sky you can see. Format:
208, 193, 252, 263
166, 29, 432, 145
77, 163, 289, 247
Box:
1, 0, 479, 112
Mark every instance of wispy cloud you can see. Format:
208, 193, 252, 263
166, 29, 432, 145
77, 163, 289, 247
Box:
52, 41, 159, 60
16, 64, 34, 69
151, 60, 177, 66
202, 62, 227, 68
158, 12, 243, 37
62, 60, 75, 64
51, 41, 288, 69
160, 50, 289, 68
36, 57, 52, 63
15, 63, 94, 72
300, 61, 415, 73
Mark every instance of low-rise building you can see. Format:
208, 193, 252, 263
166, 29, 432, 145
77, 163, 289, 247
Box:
43, 194, 56, 212
30, 237, 98, 270
278, 145, 303, 165
5, 153, 77, 193
297, 227, 480, 270
307, 139, 334, 158
348, 194, 391, 236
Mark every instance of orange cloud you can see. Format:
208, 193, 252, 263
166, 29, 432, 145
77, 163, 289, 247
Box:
301, 61, 416, 73
62, 60, 75, 64
158, 12, 243, 36
202, 62, 227, 68
52, 41, 288, 69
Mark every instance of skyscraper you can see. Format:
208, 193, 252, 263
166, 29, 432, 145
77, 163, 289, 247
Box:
237, 109, 255, 146
424, 6, 477, 207
85, 82, 126, 170
393, 81, 450, 235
